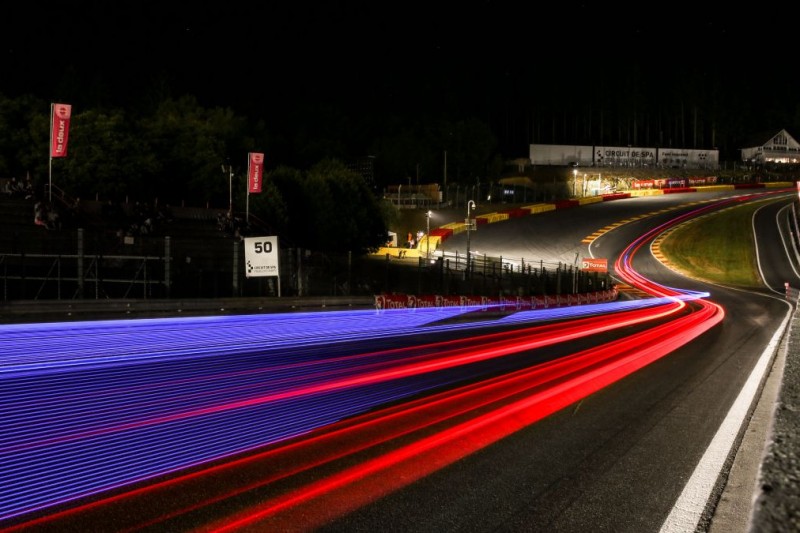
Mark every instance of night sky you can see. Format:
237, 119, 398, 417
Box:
3, 2, 800, 158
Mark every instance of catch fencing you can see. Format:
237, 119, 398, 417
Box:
0, 230, 610, 301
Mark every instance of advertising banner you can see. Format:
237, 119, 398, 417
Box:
248, 152, 264, 193
594, 145, 656, 166
50, 103, 72, 158
657, 148, 719, 168
413, 295, 440, 308
375, 294, 410, 309
581, 258, 608, 272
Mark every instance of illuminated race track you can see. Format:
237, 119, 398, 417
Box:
0, 189, 794, 532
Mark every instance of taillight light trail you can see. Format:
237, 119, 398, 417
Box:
8, 191, 777, 530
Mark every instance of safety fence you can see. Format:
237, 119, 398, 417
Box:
0, 230, 611, 301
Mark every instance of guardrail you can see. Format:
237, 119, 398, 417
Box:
0, 295, 376, 323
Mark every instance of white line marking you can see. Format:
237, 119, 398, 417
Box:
659, 306, 790, 532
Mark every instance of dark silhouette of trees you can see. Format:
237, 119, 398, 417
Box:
0, 93, 394, 254
266, 160, 388, 254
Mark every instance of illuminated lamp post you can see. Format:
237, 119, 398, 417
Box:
573, 168, 578, 197
425, 210, 432, 261
466, 200, 476, 276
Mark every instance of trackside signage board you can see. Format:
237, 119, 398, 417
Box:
244, 236, 279, 278
581, 257, 608, 272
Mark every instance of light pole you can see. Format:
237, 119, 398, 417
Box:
466, 200, 476, 276
222, 163, 234, 215
426, 210, 432, 260
573, 168, 578, 197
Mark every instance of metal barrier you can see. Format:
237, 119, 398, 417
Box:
1, 229, 611, 302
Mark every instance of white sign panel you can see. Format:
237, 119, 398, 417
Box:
244, 236, 280, 278
530, 144, 594, 166
658, 148, 719, 167
595, 146, 657, 166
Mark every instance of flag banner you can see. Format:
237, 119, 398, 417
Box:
248, 152, 264, 193
50, 103, 72, 158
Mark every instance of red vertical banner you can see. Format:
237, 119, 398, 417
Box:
248, 152, 264, 193
50, 103, 72, 158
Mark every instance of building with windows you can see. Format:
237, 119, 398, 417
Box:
740, 129, 800, 164
346, 156, 376, 186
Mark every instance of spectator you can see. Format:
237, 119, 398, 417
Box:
216, 212, 228, 232
67, 197, 82, 226
22, 176, 33, 200
34, 201, 46, 227
157, 204, 174, 223
9, 177, 21, 195
141, 217, 154, 235
46, 206, 60, 230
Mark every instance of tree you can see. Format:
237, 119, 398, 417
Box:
445, 118, 499, 184
246, 175, 289, 240
306, 158, 388, 254
54, 108, 159, 201
268, 165, 310, 246
0, 93, 47, 181
370, 116, 500, 188
268, 160, 388, 254
140, 96, 244, 207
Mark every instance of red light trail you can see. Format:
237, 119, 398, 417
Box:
13, 192, 784, 532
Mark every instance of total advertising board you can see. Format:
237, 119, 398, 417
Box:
581, 257, 608, 272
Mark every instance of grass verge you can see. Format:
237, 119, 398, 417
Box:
659, 202, 764, 288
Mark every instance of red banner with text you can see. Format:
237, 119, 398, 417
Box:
248, 152, 264, 193
50, 103, 72, 158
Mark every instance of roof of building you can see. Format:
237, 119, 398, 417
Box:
740, 129, 798, 149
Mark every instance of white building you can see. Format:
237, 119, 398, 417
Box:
740, 129, 800, 164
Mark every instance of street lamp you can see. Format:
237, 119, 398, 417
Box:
466, 200, 476, 276
425, 210, 432, 260
573, 168, 578, 197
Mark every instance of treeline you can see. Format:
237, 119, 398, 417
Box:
0, 93, 503, 253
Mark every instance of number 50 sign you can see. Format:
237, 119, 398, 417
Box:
244, 236, 280, 278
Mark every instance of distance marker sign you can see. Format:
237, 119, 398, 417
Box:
244, 236, 280, 278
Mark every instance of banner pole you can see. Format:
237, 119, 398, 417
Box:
246, 155, 251, 224
48, 103, 53, 203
